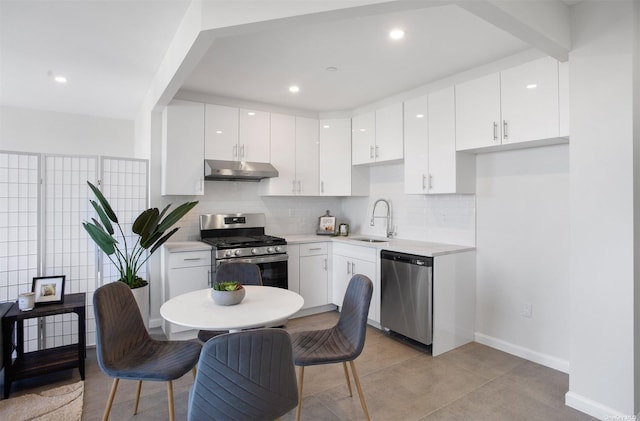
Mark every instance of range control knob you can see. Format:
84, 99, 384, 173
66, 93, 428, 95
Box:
233, 249, 241, 257
224, 250, 233, 257
251, 248, 259, 255
267, 247, 274, 253
275, 246, 283, 253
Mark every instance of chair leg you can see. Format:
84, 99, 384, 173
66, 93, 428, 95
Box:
102, 378, 119, 421
192, 366, 197, 378
133, 380, 142, 415
167, 381, 175, 421
342, 362, 353, 397
349, 360, 370, 421
296, 366, 305, 421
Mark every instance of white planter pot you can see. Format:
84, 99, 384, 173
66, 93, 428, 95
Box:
131, 284, 150, 329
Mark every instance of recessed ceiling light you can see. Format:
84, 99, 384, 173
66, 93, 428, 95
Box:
526, 84, 538, 89
289, 85, 300, 93
359, 128, 366, 132
416, 114, 424, 119
215, 130, 223, 134
54, 75, 67, 84
325, 66, 338, 72
389, 29, 405, 40
322, 125, 330, 129
247, 112, 256, 116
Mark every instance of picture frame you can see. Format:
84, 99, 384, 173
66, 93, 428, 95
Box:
32, 275, 65, 305
316, 211, 337, 236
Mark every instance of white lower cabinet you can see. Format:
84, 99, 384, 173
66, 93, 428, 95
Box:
161, 244, 211, 340
290, 243, 329, 309
332, 243, 378, 322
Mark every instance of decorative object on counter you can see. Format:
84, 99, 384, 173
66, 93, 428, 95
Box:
316, 210, 336, 235
82, 181, 198, 289
339, 223, 350, 236
18, 292, 35, 311
211, 282, 245, 306
32, 275, 65, 305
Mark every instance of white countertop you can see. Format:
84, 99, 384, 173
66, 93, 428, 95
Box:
284, 234, 474, 257
164, 236, 474, 257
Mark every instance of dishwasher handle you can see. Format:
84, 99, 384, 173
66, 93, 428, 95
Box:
380, 250, 433, 267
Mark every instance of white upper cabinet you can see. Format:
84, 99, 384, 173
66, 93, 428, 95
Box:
351, 111, 375, 165
295, 116, 319, 196
262, 115, 318, 196
403, 96, 429, 194
375, 102, 404, 162
239, 109, 271, 163
404, 88, 474, 195
204, 104, 239, 161
456, 57, 565, 152
162, 100, 205, 196
319, 118, 369, 196
500, 56, 559, 144
455, 73, 502, 151
352, 103, 403, 165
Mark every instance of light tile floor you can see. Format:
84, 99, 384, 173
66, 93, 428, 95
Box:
3, 311, 592, 420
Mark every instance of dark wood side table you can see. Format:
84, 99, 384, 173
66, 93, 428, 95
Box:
1, 292, 86, 398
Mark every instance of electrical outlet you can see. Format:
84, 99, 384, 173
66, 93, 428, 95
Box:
522, 303, 533, 318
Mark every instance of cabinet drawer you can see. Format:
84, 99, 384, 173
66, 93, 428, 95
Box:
299, 242, 328, 256
168, 251, 211, 269
333, 243, 377, 262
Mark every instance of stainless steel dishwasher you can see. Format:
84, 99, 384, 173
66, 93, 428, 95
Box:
380, 250, 433, 346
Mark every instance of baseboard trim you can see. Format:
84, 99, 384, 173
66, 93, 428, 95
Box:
149, 317, 162, 329
565, 391, 636, 420
474, 332, 570, 373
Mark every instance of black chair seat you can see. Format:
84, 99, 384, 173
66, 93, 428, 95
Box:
292, 328, 357, 365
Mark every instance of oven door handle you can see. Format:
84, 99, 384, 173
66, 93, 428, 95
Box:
217, 254, 288, 265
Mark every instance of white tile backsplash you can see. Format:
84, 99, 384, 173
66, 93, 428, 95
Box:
162, 163, 475, 246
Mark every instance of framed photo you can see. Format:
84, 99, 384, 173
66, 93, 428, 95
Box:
32, 275, 65, 305
316, 211, 336, 236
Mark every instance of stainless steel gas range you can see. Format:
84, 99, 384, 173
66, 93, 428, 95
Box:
200, 213, 288, 289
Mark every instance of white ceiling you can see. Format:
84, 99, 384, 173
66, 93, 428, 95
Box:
1, 1, 546, 120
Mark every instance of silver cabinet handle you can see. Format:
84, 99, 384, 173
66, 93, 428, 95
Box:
183, 257, 202, 261
240, 144, 245, 159
493, 122, 498, 141
370, 146, 374, 159
233, 144, 238, 159
352, 262, 356, 273
375, 145, 379, 158
428, 174, 433, 190
321, 181, 324, 194
347, 261, 351, 274
503, 120, 509, 140
292, 180, 296, 194
323, 258, 327, 271
309, 247, 322, 251
422, 174, 427, 190
297, 180, 302, 193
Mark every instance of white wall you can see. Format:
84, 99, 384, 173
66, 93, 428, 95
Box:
0, 106, 134, 157
341, 163, 476, 246
566, 1, 638, 418
474, 144, 570, 371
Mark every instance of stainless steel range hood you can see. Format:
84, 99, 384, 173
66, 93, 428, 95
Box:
204, 159, 278, 181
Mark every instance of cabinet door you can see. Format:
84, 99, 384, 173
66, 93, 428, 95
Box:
266, 113, 296, 195
428, 87, 456, 194
204, 104, 239, 161
332, 254, 351, 306
300, 254, 328, 309
352, 111, 375, 165
319, 119, 352, 196
295, 117, 319, 196
287, 244, 300, 294
375, 102, 404, 162
500, 56, 560, 144
162, 100, 204, 196
239, 109, 270, 163
350, 257, 377, 322
403, 96, 429, 194
455, 73, 501, 151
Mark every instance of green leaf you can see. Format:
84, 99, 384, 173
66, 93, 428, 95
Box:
90, 200, 114, 235
132, 208, 160, 241
87, 181, 118, 224
83, 222, 117, 255
148, 227, 180, 255
156, 201, 198, 233
140, 230, 163, 250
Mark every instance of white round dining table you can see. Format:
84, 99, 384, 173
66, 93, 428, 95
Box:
160, 285, 304, 332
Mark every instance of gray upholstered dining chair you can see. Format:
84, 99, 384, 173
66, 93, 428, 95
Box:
188, 328, 299, 421
291, 274, 373, 421
197, 262, 263, 342
93, 281, 202, 421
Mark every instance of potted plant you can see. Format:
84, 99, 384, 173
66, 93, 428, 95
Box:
82, 181, 198, 317
211, 281, 245, 306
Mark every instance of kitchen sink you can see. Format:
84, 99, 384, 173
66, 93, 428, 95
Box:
351, 237, 388, 243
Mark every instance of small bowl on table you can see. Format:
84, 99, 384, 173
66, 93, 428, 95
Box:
211, 282, 245, 306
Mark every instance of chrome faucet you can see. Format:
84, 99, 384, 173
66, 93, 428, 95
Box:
370, 199, 394, 238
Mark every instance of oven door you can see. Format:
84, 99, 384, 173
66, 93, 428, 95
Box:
215, 254, 288, 289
